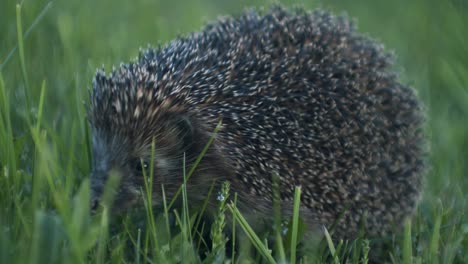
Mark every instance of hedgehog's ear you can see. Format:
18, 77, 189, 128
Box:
175, 115, 194, 151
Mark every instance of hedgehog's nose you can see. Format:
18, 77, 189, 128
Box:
90, 185, 102, 212
90, 197, 100, 212
90, 171, 105, 212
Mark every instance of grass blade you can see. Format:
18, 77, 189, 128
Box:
429, 209, 442, 263
35, 80, 46, 132
1, 2, 53, 71
272, 173, 286, 263
168, 119, 222, 209
290, 186, 301, 264
16, 3, 31, 115
403, 219, 413, 264
323, 227, 339, 264
227, 203, 276, 264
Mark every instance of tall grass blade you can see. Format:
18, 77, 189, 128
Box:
403, 219, 413, 264
228, 203, 276, 264
272, 173, 286, 263
0, 65, 17, 195
16, 3, 31, 116
1, 2, 53, 71
168, 119, 222, 209
35, 80, 46, 132
429, 210, 442, 263
323, 227, 339, 264
361, 239, 370, 264
290, 186, 301, 264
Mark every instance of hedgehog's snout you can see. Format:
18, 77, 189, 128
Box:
90, 197, 99, 212
90, 170, 106, 212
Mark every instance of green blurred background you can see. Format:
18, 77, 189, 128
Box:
1, 0, 467, 261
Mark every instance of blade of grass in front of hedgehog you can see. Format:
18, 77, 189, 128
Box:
141, 137, 164, 262
84, 114, 93, 172
122, 215, 144, 260
428, 210, 441, 263
173, 209, 198, 262
272, 172, 286, 263
402, 219, 413, 264
182, 152, 193, 243
227, 203, 276, 264
352, 212, 369, 263
192, 180, 216, 240
135, 228, 142, 264
361, 239, 370, 264
336, 240, 346, 263
94, 171, 121, 262
290, 186, 301, 264
29, 211, 62, 264
207, 181, 229, 261
323, 226, 340, 264
231, 192, 238, 263
168, 119, 223, 209
30, 80, 47, 211
196, 221, 209, 253
96, 206, 109, 264
161, 184, 173, 253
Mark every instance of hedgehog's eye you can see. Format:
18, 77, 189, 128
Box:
135, 159, 149, 174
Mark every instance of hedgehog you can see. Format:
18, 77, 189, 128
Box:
88, 6, 425, 239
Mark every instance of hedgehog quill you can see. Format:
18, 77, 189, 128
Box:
88, 6, 425, 239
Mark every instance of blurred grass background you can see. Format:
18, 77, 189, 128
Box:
1, 0, 467, 263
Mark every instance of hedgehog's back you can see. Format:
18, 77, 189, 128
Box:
107, 6, 425, 238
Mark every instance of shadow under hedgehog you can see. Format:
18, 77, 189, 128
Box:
88, 5, 426, 240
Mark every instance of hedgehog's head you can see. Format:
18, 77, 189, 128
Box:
88, 65, 203, 212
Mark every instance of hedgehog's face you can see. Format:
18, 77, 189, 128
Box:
88, 68, 205, 213
89, 114, 195, 213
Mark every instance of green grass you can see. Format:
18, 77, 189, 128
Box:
1, 0, 467, 263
